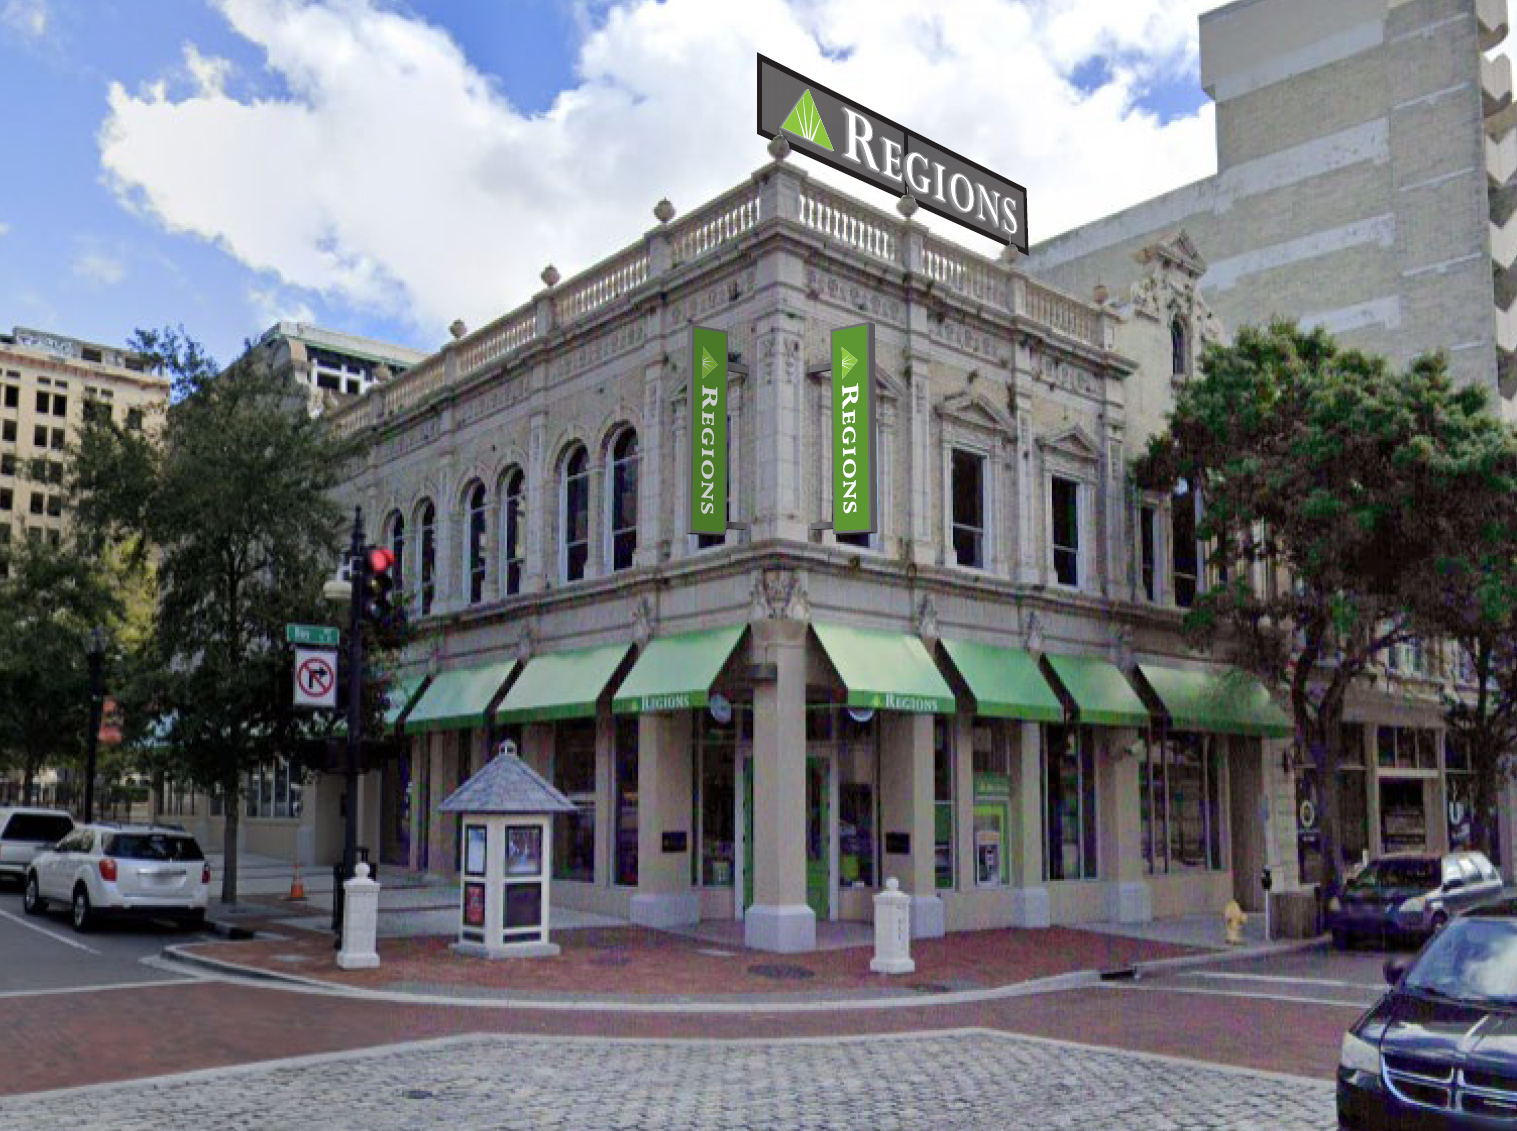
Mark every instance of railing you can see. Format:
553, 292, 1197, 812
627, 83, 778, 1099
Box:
670, 183, 762, 266
552, 245, 650, 324
797, 185, 896, 264
456, 309, 538, 380
1020, 278, 1103, 348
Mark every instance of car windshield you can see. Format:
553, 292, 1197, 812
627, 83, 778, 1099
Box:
1350, 859, 1439, 890
1406, 919, 1517, 1004
106, 834, 204, 862
2, 814, 73, 842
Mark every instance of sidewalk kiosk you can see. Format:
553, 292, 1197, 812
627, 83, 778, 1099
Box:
439, 750, 577, 959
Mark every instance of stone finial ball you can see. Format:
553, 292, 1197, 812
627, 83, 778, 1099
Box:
653, 198, 675, 223
896, 194, 918, 219
449, 319, 467, 340
767, 134, 791, 160
541, 264, 561, 288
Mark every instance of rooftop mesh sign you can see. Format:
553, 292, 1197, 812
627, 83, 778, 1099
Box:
757, 54, 1028, 251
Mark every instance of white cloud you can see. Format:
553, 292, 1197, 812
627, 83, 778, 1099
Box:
0, 220, 9, 239
1, 0, 47, 40
99, 0, 1219, 344
248, 281, 316, 328
72, 249, 126, 286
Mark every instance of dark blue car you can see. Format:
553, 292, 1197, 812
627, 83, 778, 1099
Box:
1328, 852, 1503, 949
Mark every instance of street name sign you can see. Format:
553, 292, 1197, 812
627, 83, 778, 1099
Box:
294, 647, 338, 709
832, 322, 878, 534
757, 54, 1028, 251
287, 623, 340, 647
690, 325, 728, 535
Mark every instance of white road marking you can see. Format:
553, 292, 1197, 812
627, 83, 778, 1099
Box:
0, 909, 99, 954
0, 977, 191, 1000
1187, 970, 1379, 991
1106, 981, 1376, 1009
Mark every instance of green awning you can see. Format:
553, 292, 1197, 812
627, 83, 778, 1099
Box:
1042, 653, 1150, 728
812, 623, 955, 714
940, 639, 1064, 722
612, 626, 746, 714
404, 660, 518, 735
496, 642, 633, 724
1136, 664, 1293, 738
384, 673, 428, 730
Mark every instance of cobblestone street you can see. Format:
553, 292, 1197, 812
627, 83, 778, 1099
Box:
0, 1029, 1335, 1130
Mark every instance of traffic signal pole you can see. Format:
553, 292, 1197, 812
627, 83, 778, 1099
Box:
337, 507, 366, 943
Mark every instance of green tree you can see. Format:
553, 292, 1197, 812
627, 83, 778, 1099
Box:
1134, 321, 1517, 891
71, 327, 370, 903
0, 537, 122, 806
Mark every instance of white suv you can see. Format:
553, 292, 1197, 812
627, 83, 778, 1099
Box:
0, 807, 74, 886
23, 823, 210, 932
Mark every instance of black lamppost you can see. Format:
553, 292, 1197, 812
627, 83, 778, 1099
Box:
83, 625, 106, 823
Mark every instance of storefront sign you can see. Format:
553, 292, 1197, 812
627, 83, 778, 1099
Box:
757, 55, 1028, 250
639, 692, 695, 712
690, 325, 727, 535
832, 323, 877, 534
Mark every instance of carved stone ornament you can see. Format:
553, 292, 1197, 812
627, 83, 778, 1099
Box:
513, 619, 538, 663
750, 569, 810, 621
1023, 611, 1045, 654
1108, 623, 1134, 671
632, 596, 655, 647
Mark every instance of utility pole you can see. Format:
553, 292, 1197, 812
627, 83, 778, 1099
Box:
83, 626, 106, 823
335, 508, 366, 942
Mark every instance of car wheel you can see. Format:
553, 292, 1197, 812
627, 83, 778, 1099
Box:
71, 886, 95, 933
22, 874, 45, 916
1332, 928, 1354, 951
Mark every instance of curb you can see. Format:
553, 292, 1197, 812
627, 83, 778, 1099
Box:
203, 919, 261, 942
1127, 934, 1330, 978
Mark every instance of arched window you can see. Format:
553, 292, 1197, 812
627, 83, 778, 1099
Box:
385, 510, 405, 593
561, 444, 589, 583
465, 481, 487, 605
607, 427, 638, 572
417, 499, 436, 615
1171, 316, 1188, 378
501, 467, 524, 596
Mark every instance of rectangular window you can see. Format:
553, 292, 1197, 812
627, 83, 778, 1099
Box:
126, 408, 144, 431
45, 495, 61, 517
32, 426, 46, 448
694, 709, 738, 887
1172, 490, 1198, 608
552, 719, 597, 882
950, 448, 985, 569
1142, 733, 1224, 873
836, 710, 877, 889
82, 400, 110, 425
0, 454, 13, 476
52, 396, 66, 418
1050, 476, 1080, 587
2, 386, 15, 409
1043, 725, 1097, 880
51, 429, 64, 450
613, 717, 638, 887
1377, 725, 1396, 768
1139, 505, 1157, 600
933, 718, 954, 890
35, 391, 48, 414
0, 489, 9, 511
1, 420, 13, 443
28, 493, 42, 515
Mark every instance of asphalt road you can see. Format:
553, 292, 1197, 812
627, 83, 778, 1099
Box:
0, 879, 207, 996
1129, 940, 1396, 1013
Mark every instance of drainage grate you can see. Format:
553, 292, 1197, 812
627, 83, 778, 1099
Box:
747, 962, 816, 981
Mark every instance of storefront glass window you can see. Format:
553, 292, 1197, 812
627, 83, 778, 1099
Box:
245, 760, 303, 819
1043, 725, 1097, 881
613, 718, 638, 887
837, 709, 877, 889
552, 719, 597, 882
933, 718, 954, 890
1143, 733, 1223, 874
694, 708, 740, 887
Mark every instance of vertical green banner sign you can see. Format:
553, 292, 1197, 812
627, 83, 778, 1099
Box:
690, 325, 728, 536
832, 322, 877, 534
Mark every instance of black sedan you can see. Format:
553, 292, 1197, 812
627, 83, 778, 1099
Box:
1340, 897, 1517, 1128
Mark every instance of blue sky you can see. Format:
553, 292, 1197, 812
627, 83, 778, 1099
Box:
0, 0, 1222, 367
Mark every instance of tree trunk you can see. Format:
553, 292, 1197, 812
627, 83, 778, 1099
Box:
21, 759, 35, 807
221, 779, 240, 905
151, 770, 165, 825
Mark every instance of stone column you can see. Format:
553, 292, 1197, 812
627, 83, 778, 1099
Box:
1100, 729, 1151, 923
954, 714, 975, 899
745, 617, 813, 952
426, 733, 450, 877
595, 709, 614, 888
525, 410, 548, 591
637, 362, 663, 567
879, 712, 944, 938
1012, 722, 1051, 926
407, 738, 425, 873
631, 712, 699, 927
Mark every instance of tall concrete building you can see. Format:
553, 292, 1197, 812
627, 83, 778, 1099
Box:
1030, 0, 1516, 415
0, 326, 169, 576
251, 321, 429, 418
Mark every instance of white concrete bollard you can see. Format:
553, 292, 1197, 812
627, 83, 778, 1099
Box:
870, 877, 916, 975
336, 862, 381, 970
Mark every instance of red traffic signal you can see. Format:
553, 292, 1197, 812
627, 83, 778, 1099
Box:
368, 546, 395, 576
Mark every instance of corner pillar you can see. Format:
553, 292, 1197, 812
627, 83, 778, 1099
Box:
631, 711, 699, 927
880, 712, 944, 937
1012, 721, 1051, 927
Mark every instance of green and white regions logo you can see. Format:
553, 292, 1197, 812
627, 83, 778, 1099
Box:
838, 346, 856, 375
701, 347, 717, 376
781, 88, 834, 151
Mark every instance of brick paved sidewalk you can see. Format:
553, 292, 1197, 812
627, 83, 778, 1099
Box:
182, 924, 1204, 1000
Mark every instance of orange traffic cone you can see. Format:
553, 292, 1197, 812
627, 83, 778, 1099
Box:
287, 862, 306, 901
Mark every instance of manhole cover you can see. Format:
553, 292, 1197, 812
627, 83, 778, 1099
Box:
589, 950, 632, 967
747, 962, 815, 981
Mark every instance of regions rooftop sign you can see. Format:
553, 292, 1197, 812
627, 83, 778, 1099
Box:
756, 54, 1028, 252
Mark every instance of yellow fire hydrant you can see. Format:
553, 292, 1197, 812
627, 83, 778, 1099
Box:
1223, 900, 1247, 945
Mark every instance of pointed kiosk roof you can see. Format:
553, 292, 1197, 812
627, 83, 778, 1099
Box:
438, 754, 577, 815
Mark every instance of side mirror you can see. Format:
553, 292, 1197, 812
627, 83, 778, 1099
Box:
1384, 957, 1410, 987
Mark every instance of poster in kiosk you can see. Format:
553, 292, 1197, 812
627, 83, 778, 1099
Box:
690, 325, 728, 536
832, 322, 877, 534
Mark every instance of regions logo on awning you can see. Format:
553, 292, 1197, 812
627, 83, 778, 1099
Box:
690, 325, 727, 536
832, 323, 877, 535
757, 54, 1028, 251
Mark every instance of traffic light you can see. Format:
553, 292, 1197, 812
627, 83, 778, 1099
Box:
363, 545, 395, 624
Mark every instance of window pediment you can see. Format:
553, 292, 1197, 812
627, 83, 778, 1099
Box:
1036, 425, 1100, 464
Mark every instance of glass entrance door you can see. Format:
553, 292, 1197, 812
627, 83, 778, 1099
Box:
741, 755, 831, 921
